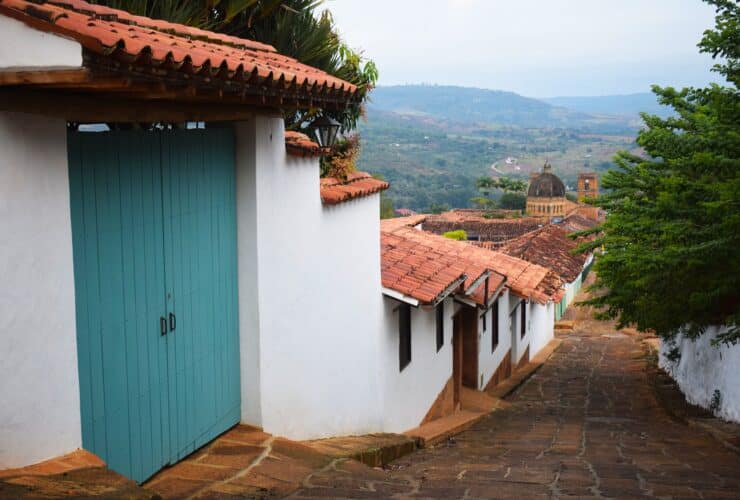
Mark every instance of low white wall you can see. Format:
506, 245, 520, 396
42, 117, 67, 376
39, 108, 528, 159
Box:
381, 297, 457, 432
0, 16, 82, 70
479, 289, 512, 389
530, 302, 555, 356
659, 327, 740, 423
0, 112, 82, 468
236, 116, 384, 439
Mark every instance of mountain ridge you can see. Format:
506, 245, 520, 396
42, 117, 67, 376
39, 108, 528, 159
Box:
368, 85, 664, 131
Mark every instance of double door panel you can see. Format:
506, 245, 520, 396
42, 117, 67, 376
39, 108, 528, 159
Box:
69, 127, 240, 483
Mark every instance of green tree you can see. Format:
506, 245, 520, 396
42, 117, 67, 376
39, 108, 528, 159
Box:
429, 202, 451, 214
498, 192, 526, 210
581, 0, 740, 345
470, 196, 497, 210
476, 176, 527, 194
473, 176, 527, 210
95, 0, 378, 131
373, 173, 395, 219
380, 197, 395, 219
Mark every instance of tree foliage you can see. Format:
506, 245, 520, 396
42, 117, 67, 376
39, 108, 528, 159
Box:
95, 0, 378, 131
583, 0, 740, 345
472, 176, 527, 211
498, 192, 526, 210
476, 176, 527, 194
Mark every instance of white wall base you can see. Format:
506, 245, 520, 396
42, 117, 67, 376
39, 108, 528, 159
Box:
0, 112, 82, 468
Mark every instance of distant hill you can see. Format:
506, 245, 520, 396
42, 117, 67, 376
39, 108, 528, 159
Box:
368, 85, 640, 132
542, 92, 672, 118
357, 85, 644, 211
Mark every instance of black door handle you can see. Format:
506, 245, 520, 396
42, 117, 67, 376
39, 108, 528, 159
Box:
169, 312, 176, 332
160, 316, 167, 336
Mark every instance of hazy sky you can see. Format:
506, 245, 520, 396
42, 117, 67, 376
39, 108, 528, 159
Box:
327, 0, 721, 97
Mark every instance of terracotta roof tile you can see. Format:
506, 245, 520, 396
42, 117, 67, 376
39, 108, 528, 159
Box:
320, 172, 389, 206
382, 225, 563, 305
285, 131, 322, 157
379, 215, 428, 232
500, 225, 587, 283
381, 230, 496, 306
0, 0, 357, 106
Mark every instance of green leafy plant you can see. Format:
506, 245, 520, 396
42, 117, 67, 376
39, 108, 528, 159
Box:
443, 230, 468, 241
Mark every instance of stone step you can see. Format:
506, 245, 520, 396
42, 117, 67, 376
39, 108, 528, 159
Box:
304, 433, 417, 468
404, 409, 487, 448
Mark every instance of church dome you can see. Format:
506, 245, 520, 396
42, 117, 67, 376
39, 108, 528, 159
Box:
527, 163, 565, 198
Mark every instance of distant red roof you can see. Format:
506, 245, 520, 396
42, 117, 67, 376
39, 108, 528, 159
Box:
423, 210, 546, 248
285, 131, 322, 157
320, 172, 389, 206
501, 225, 587, 283
0, 0, 357, 108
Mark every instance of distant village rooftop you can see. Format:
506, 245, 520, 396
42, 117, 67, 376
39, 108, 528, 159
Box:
500, 224, 588, 284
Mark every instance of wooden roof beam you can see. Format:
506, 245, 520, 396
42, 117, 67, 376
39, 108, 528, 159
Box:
0, 69, 92, 86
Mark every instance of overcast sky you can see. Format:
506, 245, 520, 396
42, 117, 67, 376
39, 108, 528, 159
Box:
327, 0, 721, 97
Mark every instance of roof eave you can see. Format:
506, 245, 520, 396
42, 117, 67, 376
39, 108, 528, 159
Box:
382, 287, 420, 307
485, 278, 508, 308
430, 274, 468, 308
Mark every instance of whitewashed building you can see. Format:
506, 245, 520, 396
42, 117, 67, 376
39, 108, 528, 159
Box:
379, 219, 565, 426
0, 0, 388, 483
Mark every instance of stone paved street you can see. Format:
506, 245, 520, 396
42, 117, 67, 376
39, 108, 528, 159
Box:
290, 319, 740, 499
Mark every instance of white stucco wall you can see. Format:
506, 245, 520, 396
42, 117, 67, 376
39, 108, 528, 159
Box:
0, 112, 82, 468
380, 297, 458, 432
509, 297, 532, 365
479, 289, 513, 389
236, 116, 384, 439
530, 301, 555, 356
0, 16, 82, 70
659, 326, 740, 423
235, 118, 263, 427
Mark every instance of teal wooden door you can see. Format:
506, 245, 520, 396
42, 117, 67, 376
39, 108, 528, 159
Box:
69, 127, 240, 483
